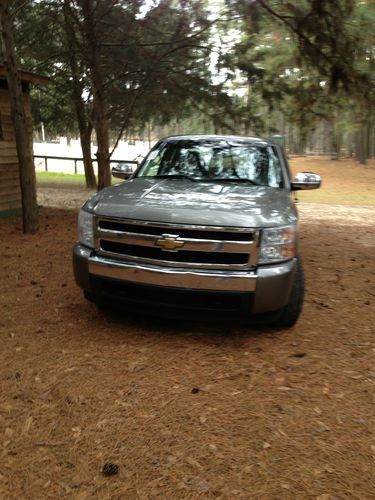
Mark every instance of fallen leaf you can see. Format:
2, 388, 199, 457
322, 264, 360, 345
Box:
196, 479, 211, 493
316, 426, 329, 433
317, 421, 330, 432
5, 428, 14, 438
242, 465, 253, 473
186, 457, 203, 470
324, 465, 334, 473
271, 404, 284, 413
166, 455, 177, 465
22, 416, 33, 435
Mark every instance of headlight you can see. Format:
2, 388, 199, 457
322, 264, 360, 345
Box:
259, 225, 296, 264
78, 209, 94, 248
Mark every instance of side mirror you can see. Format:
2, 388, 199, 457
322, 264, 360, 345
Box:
111, 162, 137, 180
291, 171, 321, 190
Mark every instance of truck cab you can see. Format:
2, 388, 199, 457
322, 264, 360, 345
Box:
73, 135, 320, 326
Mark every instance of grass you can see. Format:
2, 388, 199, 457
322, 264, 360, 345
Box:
36, 171, 88, 184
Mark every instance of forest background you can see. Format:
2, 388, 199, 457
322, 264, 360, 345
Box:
0, 0, 374, 231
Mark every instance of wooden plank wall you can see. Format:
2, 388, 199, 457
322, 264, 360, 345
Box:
0, 87, 33, 214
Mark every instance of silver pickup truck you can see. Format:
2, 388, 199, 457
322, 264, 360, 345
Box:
73, 135, 320, 326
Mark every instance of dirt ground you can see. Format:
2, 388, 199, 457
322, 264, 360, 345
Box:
1, 158, 374, 499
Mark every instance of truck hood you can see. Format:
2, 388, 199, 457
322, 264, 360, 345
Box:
84, 177, 297, 228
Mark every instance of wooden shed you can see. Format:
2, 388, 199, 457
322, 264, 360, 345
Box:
0, 66, 48, 218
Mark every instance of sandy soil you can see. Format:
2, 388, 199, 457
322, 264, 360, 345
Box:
1, 159, 374, 499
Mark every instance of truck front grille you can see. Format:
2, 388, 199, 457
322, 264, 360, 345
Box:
100, 240, 249, 265
95, 218, 259, 270
99, 219, 254, 242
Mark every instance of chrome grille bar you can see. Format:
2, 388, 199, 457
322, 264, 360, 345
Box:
94, 217, 260, 270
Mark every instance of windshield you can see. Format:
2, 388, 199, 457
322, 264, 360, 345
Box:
137, 140, 284, 187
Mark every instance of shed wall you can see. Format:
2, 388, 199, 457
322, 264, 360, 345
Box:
0, 87, 33, 216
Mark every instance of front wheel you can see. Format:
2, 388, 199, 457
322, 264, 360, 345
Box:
83, 290, 95, 302
273, 258, 305, 328
83, 290, 107, 310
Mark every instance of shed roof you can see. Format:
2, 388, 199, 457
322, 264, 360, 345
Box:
0, 65, 49, 85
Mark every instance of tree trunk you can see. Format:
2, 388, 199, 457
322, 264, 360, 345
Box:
79, 0, 111, 191
299, 131, 306, 155
330, 116, 340, 160
63, 0, 96, 189
367, 122, 372, 159
81, 126, 96, 188
147, 121, 152, 148
0, 1, 38, 233
288, 124, 294, 155
331, 130, 341, 160
356, 126, 367, 165
356, 99, 368, 165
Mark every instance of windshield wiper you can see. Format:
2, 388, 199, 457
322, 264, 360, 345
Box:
152, 174, 198, 182
205, 177, 261, 186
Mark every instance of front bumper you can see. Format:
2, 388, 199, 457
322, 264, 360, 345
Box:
73, 244, 297, 314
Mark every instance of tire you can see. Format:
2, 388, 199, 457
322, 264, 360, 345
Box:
83, 290, 95, 302
84, 290, 107, 310
273, 258, 305, 328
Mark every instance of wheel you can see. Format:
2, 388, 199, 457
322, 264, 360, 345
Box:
273, 258, 305, 328
83, 290, 95, 302
84, 290, 107, 310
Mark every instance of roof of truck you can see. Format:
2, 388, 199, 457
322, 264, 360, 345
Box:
158, 134, 271, 144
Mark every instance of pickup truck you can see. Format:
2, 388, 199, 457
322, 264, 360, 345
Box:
73, 135, 321, 326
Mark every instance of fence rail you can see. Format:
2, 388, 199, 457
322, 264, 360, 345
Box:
34, 155, 138, 174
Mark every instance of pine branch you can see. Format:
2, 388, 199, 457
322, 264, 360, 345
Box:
10, 0, 30, 19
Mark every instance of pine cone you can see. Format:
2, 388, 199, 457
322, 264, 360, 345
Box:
102, 462, 119, 476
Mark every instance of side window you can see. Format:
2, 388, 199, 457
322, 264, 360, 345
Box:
267, 147, 283, 188
141, 149, 162, 176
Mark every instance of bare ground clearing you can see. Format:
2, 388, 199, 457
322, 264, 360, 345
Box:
0, 158, 374, 499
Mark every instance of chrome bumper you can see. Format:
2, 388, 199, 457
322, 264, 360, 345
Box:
73, 244, 297, 312
88, 254, 257, 292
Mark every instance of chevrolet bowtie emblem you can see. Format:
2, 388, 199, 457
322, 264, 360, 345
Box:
155, 234, 185, 251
